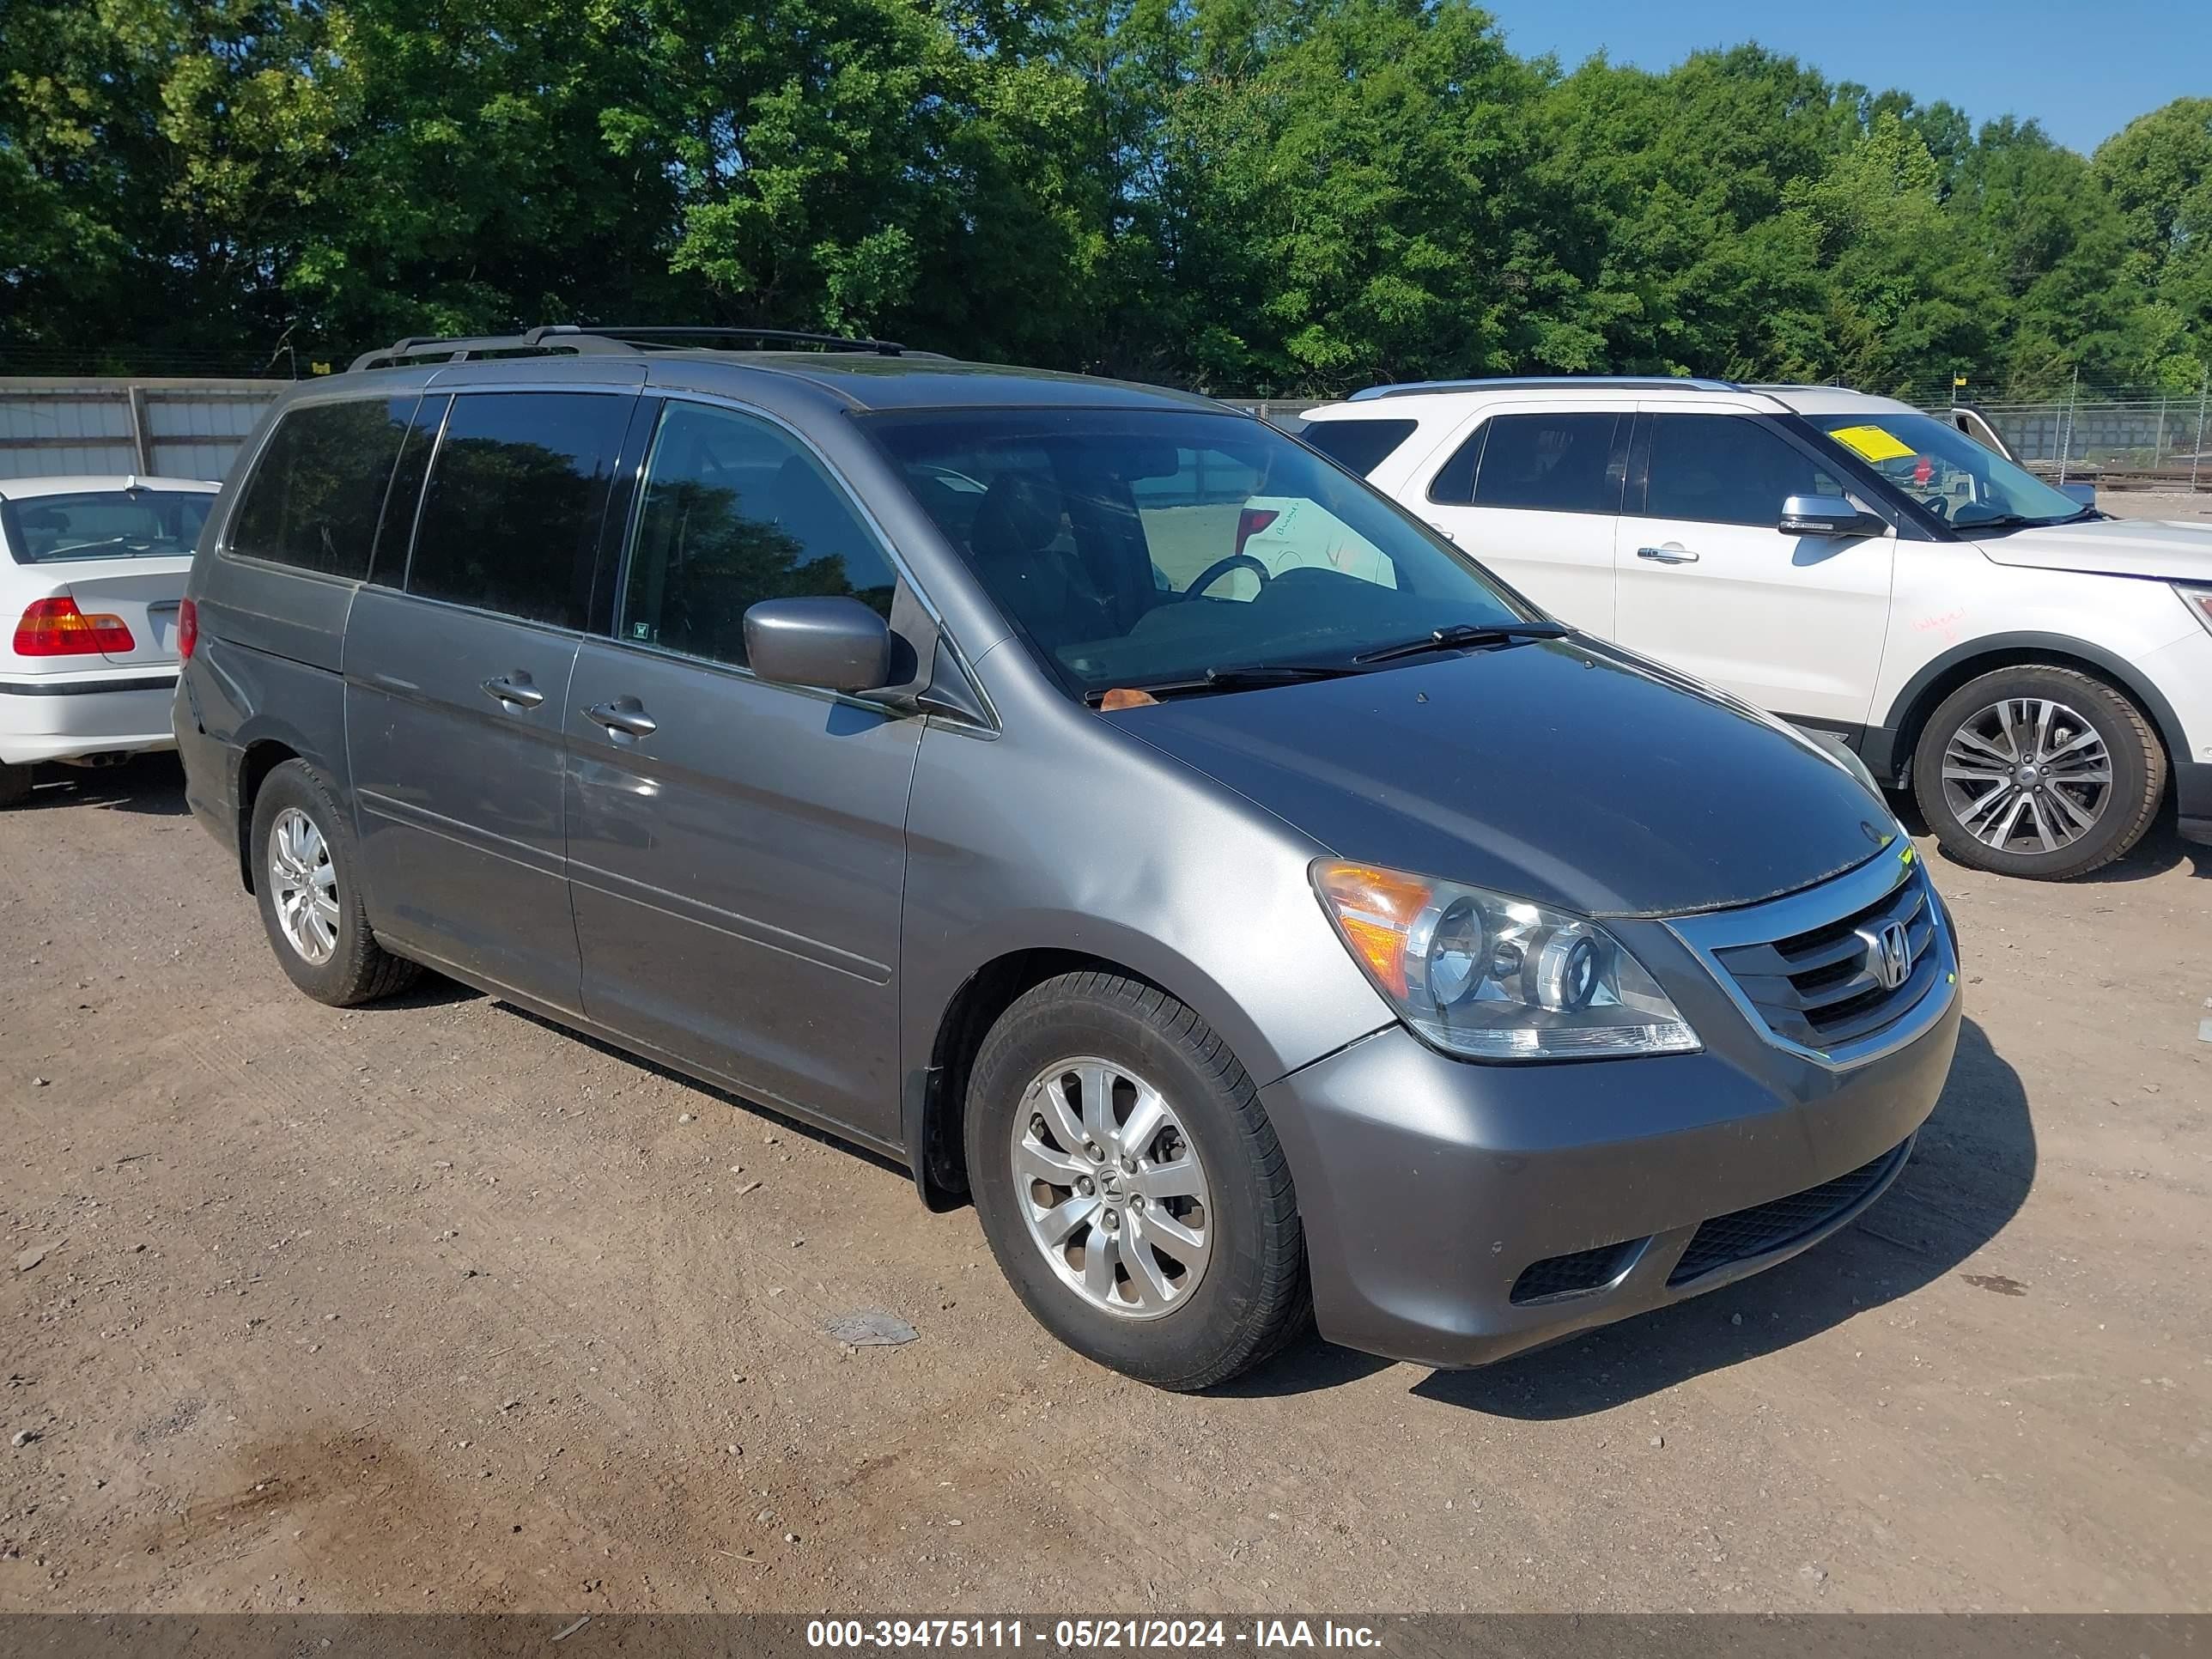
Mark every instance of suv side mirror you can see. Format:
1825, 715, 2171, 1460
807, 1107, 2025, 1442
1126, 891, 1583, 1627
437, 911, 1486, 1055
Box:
1779, 494, 1887, 538
2058, 481, 2097, 508
744, 597, 892, 694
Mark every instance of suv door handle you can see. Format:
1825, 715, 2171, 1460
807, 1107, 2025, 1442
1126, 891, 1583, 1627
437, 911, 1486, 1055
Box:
585, 699, 658, 739
1636, 544, 1700, 564
481, 674, 545, 708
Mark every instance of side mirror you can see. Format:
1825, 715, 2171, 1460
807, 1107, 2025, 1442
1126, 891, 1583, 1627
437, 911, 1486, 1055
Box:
743, 596, 892, 694
2058, 481, 2097, 508
1779, 494, 1886, 538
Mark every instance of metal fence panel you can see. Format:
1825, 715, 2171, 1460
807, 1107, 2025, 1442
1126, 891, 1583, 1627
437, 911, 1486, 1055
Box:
0, 378, 285, 483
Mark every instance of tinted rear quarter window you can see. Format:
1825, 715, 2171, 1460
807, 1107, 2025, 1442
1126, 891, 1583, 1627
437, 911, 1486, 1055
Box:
405, 392, 630, 629
1443, 412, 1624, 514
1300, 417, 1418, 477
226, 398, 415, 579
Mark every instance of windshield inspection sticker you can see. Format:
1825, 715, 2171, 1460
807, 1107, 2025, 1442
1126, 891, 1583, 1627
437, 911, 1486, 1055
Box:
1829, 423, 1918, 463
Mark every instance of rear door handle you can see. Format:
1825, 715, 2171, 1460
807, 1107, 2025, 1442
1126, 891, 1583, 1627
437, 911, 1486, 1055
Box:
1635, 545, 1700, 564
481, 674, 545, 708
585, 699, 658, 739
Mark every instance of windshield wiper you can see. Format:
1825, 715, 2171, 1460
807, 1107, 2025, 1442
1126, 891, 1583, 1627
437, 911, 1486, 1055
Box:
1955, 508, 2099, 532
1085, 662, 1367, 705
1353, 620, 1571, 665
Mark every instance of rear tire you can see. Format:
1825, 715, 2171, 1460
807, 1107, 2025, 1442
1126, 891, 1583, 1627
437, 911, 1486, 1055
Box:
1911, 665, 2163, 880
0, 762, 32, 808
250, 759, 420, 1006
964, 970, 1310, 1391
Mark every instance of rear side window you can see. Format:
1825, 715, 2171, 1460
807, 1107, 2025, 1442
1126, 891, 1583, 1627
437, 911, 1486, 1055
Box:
1430, 412, 1625, 514
405, 392, 630, 629
1642, 414, 1849, 527
226, 398, 414, 579
1300, 417, 1418, 477
620, 399, 897, 669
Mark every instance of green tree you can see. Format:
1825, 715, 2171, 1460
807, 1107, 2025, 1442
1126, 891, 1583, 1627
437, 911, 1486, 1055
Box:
2094, 98, 2212, 387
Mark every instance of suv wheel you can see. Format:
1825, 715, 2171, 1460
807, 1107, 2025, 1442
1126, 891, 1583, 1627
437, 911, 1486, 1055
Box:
1912, 665, 2165, 879
0, 762, 32, 808
250, 759, 420, 1005
964, 971, 1310, 1390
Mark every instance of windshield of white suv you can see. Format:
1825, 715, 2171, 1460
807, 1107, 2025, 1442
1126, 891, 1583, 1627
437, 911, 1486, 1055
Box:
866, 409, 1540, 698
2, 489, 212, 563
1807, 412, 2087, 531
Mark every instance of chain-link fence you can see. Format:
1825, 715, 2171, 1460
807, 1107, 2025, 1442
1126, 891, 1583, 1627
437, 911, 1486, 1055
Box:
1942, 386, 2211, 489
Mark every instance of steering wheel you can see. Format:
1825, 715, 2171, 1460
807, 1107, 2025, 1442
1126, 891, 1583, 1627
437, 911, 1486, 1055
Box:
1187, 553, 1270, 599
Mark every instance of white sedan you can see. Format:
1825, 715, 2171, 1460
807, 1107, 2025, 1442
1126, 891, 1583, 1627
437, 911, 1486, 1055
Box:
0, 474, 219, 805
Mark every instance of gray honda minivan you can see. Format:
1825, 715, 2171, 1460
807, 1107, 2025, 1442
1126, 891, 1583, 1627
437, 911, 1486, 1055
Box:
174, 326, 1961, 1389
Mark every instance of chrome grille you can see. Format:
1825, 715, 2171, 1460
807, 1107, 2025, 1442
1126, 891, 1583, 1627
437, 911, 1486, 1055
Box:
1668, 849, 1956, 1068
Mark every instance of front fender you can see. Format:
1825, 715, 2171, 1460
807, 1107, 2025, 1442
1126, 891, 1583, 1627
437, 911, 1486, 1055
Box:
899, 717, 1395, 1097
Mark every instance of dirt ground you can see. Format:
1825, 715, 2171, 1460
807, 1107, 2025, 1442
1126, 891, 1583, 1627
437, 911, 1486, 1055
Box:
2100, 489, 2212, 523
1, 740, 2207, 1614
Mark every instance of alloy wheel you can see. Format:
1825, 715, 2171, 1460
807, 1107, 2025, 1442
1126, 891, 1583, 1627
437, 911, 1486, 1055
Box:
1938, 696, 2112, 855
267, 806, 340, 965
1011, 1058, 1212, 1319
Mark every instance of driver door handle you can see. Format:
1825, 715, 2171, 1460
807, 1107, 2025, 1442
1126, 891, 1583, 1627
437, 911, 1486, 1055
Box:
1636, 544, 1700, 564
480, 674, 545, 708
585, 700, 658, 739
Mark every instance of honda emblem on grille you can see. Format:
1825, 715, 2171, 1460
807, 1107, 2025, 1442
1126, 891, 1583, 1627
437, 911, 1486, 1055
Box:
1856, 920, 1914, 991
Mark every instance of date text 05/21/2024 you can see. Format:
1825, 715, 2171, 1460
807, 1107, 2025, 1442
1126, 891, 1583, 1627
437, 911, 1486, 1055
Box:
805, 1620, 1384, 1650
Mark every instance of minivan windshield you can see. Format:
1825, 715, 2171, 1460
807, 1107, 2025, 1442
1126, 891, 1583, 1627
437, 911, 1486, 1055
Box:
1807, 412, 2087, 532
2, 489, 212, 564
865, 409, 1535, 697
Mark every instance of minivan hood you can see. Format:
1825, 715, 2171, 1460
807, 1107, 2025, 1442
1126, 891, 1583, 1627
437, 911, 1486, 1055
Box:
1113, 638, 1896, 919
1973, 516, 2212, 581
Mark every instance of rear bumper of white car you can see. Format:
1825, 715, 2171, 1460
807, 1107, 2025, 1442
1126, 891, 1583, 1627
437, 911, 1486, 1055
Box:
0, 670, 180, 766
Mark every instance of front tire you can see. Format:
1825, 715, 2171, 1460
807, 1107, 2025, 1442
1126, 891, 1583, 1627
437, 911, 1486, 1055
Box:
0, 762, 32, 808
250, 759, 420, 1006
964, 971, 1310, 1390
1912, 665, 2164, 879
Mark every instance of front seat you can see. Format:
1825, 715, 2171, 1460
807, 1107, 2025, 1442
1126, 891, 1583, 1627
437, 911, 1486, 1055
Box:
969, 471, 1109, 644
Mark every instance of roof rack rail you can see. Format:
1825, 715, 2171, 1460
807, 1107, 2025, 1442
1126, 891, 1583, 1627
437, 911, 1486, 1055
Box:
586, 325, 909, 356
349, 323, 910, 374
1344, 374, 1745, 402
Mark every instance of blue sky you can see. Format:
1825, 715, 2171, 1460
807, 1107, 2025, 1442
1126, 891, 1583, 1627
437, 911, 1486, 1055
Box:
1481, 0, 2208, 154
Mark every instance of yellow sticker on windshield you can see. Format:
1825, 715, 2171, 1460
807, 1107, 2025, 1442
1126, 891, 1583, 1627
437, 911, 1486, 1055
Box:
1828, 423, 1917, 463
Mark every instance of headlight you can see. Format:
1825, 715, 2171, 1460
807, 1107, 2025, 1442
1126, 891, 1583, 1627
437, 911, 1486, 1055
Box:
1312, 860, 1700, 1060
2178, 583, 2212, 636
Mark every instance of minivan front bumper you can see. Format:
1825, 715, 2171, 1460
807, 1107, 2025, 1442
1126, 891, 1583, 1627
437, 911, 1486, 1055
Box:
1261, 864, 1962, 1370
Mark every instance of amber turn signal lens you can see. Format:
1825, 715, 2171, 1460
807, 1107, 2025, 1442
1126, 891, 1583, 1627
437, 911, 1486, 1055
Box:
1312, 861, 1434, 999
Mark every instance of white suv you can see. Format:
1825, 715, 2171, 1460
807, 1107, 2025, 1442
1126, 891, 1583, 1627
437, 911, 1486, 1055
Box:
1299, 379, 2212, 878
